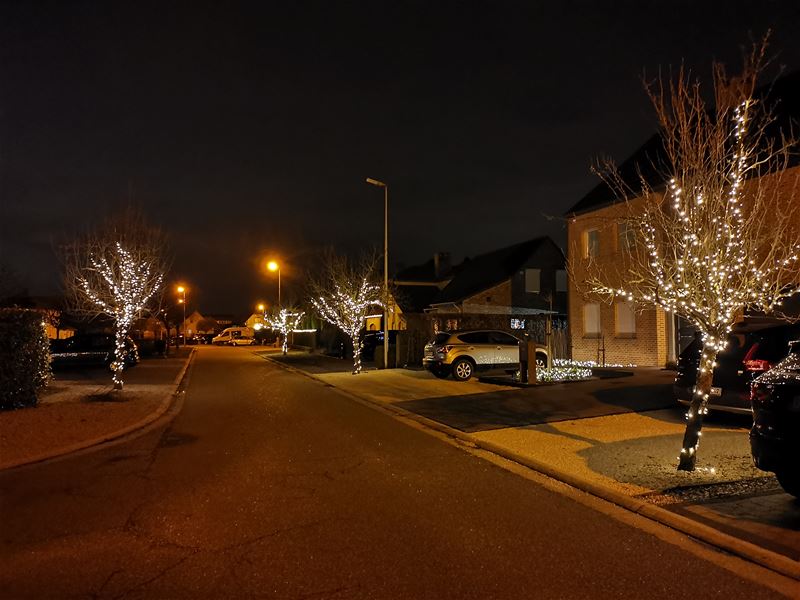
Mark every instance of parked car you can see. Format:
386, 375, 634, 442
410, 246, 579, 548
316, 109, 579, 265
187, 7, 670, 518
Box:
361, 330, 398, 362
674, 321, 800, 414
212, 327, 256, 346
50, 334, 139, 369
423, 330, 548, 382
750, 340, 800, 498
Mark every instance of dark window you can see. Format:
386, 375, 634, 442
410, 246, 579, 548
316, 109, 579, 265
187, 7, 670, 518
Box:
458, 332, 490, 344
490, 331, 520, 345
432, 332, 451, 345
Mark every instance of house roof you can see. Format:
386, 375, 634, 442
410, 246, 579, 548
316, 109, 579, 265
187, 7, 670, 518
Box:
393, 284, 441, 313
434, 237, 560, 304
395, 259, 440, 282
566, 70, 800, 217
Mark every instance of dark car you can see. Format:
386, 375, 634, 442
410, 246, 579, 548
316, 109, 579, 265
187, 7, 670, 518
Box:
750, 340, 800, 498
50, 334, 139, 369
361, 330, 398, 362
674, 321, 800, 414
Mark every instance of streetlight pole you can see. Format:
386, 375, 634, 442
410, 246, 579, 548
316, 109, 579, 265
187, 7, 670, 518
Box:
267, 261, 281, 307
366, 177, 389, 370
177, 285, 186, 347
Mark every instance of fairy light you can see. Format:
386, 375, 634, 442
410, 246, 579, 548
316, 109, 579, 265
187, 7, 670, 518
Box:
588, 88, 800, 470
79, 242, 163, 390
311, 278, 382, 374
265, 308, 304, 355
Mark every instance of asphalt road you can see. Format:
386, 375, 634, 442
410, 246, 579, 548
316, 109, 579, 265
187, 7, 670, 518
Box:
0, 346, 796, 599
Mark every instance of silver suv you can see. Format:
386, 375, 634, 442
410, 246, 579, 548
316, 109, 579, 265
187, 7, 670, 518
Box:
423, 330, 547, 382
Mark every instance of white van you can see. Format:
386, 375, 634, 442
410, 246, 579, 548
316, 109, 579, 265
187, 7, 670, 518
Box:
212, 327, 256, 346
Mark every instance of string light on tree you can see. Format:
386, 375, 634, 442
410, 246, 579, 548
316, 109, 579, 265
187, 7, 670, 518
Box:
582, 39, 800, 471
266, 308, 304, 355
79, 242, 164, 389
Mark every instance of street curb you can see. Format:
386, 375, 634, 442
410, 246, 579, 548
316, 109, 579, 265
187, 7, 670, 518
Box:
0, 349, 196, 472
263, 354, 800, 582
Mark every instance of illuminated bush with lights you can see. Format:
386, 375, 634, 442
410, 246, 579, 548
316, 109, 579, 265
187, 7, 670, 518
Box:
0, 308, 51, 410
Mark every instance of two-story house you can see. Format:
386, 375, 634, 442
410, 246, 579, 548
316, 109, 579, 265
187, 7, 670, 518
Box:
566, 71, 800, 367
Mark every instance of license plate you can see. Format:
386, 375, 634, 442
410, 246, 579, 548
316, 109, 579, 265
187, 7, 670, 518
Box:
710, 387, 722, 397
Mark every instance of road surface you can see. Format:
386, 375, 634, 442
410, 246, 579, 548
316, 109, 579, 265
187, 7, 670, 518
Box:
1, 346, 795, 598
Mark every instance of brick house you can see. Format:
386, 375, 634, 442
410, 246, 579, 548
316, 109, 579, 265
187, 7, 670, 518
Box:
388, 238, 568, 365
566, 71, 800, 367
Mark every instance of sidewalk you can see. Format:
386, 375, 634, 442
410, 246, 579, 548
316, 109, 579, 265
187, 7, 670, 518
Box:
0, 349, 193, 470
266, 350, 800, 579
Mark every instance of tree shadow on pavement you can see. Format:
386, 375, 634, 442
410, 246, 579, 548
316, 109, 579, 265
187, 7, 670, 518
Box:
395, 381, 676, 433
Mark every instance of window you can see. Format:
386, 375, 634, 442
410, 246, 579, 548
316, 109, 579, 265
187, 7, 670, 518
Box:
617, 222, 635, 251
615, 301, 636, 336
585, 229, 599, 258
446, 318, 459, 331
525, 269, 541, 293
491, 331, 520, 346
510, 318, 527, 330
583, 303, 601, 337
555, 270, 567, 292
458, 331, 489, 344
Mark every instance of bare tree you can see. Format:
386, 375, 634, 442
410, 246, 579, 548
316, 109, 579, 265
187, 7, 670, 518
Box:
63, 208, 168, 389
308, 251, 382, 374
266, 307, 304, 354
578, 40, 800, 471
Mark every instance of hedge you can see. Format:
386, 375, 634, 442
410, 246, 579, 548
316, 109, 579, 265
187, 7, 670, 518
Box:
0, 308, 51, 409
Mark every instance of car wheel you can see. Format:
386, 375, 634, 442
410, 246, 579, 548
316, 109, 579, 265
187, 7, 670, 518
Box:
452, 358, 474, 382
775, 469, 800, 498
431, 365, 450, 379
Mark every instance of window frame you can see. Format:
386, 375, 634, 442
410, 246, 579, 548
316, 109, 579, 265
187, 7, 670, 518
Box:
614, 300, 636, 337
583, 303, 601, 338
524, 268, 541, 293
584, 229, 600, 258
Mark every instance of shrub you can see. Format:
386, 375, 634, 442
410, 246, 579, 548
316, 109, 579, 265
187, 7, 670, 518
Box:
0, 308, 51, 409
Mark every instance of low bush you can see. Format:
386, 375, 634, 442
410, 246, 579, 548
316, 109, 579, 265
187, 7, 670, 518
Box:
0, 308, 51, 409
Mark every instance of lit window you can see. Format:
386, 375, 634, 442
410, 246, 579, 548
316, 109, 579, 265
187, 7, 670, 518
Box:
525, 269, 541, 293
584, 303, 601, 337
615, 301, 636, 335
585, 229, 599, 258
446, 318, 459, 331
510, 318, 526, 330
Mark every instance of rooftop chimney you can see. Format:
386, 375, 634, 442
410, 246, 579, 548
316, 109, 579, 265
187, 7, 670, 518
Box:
433, 252, 451, 279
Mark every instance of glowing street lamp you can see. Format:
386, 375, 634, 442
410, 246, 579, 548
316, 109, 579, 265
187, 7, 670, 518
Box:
366, 177, 389, 370
267, 260, 281, 307
257, 303, 267, 328
176, 285, 187, 347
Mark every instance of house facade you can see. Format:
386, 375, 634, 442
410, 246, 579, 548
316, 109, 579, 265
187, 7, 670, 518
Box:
388, 238, 568, 363
566, 72, 800, 367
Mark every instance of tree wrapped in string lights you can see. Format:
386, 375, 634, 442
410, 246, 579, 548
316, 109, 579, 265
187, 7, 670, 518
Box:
309, 252, 382, 374
64, 209, 167, 390
580, 40, 800, 471
266, 307, 304, 355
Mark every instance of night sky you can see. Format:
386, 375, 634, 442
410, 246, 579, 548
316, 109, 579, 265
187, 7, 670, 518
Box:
2, 1, 799, 317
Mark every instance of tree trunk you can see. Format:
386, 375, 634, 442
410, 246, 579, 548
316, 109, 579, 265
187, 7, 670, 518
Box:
351, 333, 362, 375
112, 325, 129, 391
677, 346, 718, 471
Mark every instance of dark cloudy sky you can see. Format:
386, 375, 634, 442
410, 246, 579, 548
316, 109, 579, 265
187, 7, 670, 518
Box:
2, 1, 799, 316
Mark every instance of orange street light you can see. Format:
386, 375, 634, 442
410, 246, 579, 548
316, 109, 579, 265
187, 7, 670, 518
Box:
267, 261, 281, 307
176, 285, 187, 347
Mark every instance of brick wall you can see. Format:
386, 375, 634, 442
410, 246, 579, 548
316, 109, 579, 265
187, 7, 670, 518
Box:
567, 164, 800, 367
